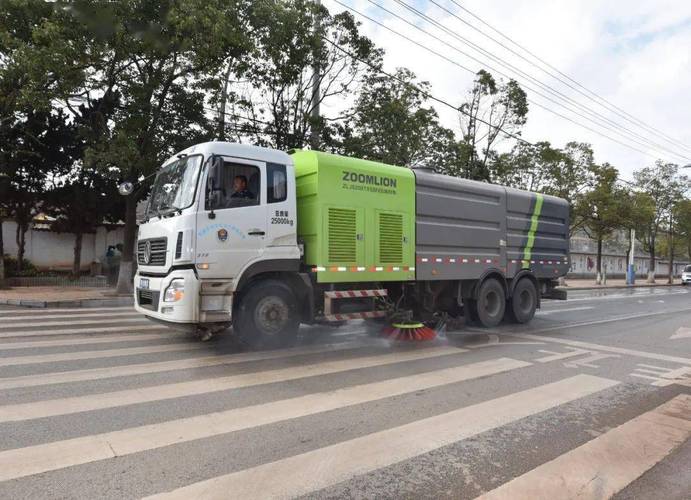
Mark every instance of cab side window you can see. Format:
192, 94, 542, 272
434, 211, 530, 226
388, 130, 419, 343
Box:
206, 161, 260, 210
267, 163, 287, 204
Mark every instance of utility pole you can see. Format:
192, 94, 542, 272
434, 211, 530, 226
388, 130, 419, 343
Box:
668, 210, 674, 284
218, 62, 233, 142
627, 228, 636, 285
309, 0, 321, 150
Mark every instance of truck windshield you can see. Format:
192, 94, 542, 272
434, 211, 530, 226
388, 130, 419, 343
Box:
147, 155, 202, 217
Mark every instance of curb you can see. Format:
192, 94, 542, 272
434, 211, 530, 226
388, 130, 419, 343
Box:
0, 297, 134, 309
558, 283, 682, 291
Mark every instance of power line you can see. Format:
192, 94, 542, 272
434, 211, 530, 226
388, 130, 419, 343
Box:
436, 0, 691, 155
320, 33, 534, 146
387, 0, 691, 162
334, 0, 683, 162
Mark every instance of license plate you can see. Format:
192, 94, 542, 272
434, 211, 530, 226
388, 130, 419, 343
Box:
139, 278, 150, 290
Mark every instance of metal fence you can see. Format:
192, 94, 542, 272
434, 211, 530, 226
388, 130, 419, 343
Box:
5, 276, 110, 288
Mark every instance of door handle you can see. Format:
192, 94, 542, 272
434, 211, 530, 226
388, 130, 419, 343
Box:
248, 230, 265, 236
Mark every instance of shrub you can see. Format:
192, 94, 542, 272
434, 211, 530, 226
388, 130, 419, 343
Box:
2, 255, 38, 277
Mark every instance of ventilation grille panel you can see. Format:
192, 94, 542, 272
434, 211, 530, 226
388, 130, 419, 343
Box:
328, 207, 357, 263
379, 213, 403, 264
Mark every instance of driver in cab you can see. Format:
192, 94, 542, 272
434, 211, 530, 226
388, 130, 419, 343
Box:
230, 175, 254, 201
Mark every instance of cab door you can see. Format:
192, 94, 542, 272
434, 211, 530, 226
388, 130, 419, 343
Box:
196, 157, 267, 280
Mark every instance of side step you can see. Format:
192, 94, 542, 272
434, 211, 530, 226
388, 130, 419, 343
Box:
323, 289, 388, 322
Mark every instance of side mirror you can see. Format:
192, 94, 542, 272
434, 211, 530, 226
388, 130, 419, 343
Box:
207, 156, 223, 192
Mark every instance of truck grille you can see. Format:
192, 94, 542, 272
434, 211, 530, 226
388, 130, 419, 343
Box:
137, 238, 167, 266
137, 288, 160, 311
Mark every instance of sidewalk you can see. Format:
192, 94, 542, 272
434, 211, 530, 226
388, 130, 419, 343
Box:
560, 278, 683, 290
0, 286, 133, 308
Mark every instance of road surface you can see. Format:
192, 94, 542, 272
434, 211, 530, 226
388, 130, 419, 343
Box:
0, 286, 689, 499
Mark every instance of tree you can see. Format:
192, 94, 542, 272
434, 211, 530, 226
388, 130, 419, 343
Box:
336, 68, 462, 170
575, 164, 628, 279
675, 199, 691, 261
633, 162, 688, 282
225, 2, 380, 151
44, 167, 123, 278
459, 70, 528, 181
14, 1, 257, 293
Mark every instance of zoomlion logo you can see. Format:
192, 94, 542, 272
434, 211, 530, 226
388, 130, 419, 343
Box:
342, 170, 397, 188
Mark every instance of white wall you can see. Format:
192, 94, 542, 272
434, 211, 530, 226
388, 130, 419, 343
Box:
1, 221, 125, 271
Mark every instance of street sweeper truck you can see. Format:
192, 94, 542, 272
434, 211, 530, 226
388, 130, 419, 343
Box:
128, 142, 569, 347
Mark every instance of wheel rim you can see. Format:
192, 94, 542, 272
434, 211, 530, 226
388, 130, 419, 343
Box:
255, 296, 290, 335
484, 290, 501, 317
518, 289, 533, 313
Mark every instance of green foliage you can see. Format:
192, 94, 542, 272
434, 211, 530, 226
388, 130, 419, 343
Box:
2, 255, 37, 278
335, 68, 461, 170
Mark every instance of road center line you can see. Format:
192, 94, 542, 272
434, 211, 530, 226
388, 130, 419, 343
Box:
0, 345, 464, 422
144, 374, 618, 500
0, 325, 167, 339
0, 317, 150, 329
478, 395, 691, 499
0, 357, 529, 481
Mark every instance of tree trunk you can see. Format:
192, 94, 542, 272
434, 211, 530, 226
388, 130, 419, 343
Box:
0, 218, 5, 287
72, 231, 83, 279
15, 221, 27, 273
115, 195, 138, 294
647, 235, 656, 283
596, 237, 603, 275
668, 229, 674, 285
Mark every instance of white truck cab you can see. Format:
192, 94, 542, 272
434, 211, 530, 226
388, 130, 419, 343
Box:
134, 142, 300, 333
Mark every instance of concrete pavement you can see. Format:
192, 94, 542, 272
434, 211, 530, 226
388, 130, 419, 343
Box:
0, 286, 689, 499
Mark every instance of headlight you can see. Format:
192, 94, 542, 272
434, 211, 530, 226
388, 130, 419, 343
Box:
163, 279, 185, 302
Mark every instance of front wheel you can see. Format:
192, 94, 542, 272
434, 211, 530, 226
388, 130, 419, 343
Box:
234, 280, 300, 349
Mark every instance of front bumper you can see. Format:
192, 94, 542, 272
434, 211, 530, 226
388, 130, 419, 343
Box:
134, 269, 200, 325
682, 275, 691, 284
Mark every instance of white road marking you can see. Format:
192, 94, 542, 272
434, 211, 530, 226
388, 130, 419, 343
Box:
630, 364, 691, 386
478, 395, 691, 500
0, 333, 172, 350
0, 307, 132, 316
0, 340, 369, 391
542, 289, 687, 304
563, 352, 620, 369
535, 347, 590, 363
535, 306, 594, 315
145, 374, 618, 500
0, 346, 465, 422
670, 327, 691, 340
0, 311, 142, 321
512, 333, 691, 366
0, 357, 530, 481
329, 329, 368, 337
0, 325, 166, 339
0, 343, 204, 368
0, 317, 149, 329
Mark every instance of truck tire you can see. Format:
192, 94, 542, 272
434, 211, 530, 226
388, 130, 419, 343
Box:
474, 278, 506, 328
507, 278, 537, 324
234, 280, 300, 349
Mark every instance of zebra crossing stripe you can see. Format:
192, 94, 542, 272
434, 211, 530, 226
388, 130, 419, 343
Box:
0, 325, 166, 339
0, 333, 172, 350
0, 346, 464, 422
479, 394, 691, 499
0, 307, 132, 316
145, 374, 618, 500
0, 357, 530, 482
0, 311, 142, 322
0, 342, 205, 368
0, 340, 369, 391
0, 317, 149, 329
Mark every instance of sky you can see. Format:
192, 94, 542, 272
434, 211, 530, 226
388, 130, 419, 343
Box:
322, 0, 691, 179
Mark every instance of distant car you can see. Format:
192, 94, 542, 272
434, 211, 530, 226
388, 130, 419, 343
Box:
682, 265, 691, 285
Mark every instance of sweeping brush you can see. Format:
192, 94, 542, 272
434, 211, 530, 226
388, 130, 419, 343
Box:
381, 322, 437, 341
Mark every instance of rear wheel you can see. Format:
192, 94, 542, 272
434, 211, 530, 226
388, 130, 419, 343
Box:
234, 280, 300, 349
474, 278, 506, 328
507, 278, 538, 324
